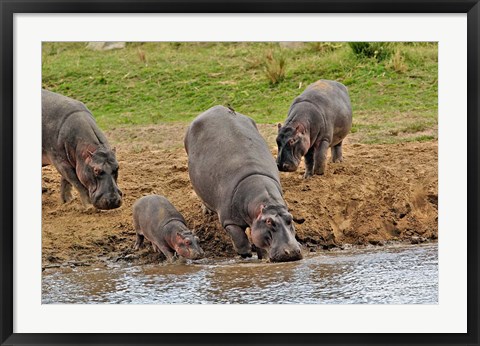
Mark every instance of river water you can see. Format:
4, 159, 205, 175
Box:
42, 243, 438, 304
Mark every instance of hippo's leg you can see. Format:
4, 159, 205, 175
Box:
157, 244, 175, 260
201, 204, 215, 216
304, 148, 314, 179
331, 141, 344, 163
134, 233, 145, 250
225, 225, 252, 258
313, 140, 330, 175
60, 177, 73, 203
54, 162, 91, 206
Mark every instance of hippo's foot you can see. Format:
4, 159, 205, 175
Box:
60, 193, 73, 204
256, 247, 268, 260
303, 172, 313, 179
240, 252, 253, 259
134, 234, 145, 250
313, 167, 325, 176
201, 204, 215, 216
332, 156, 343, 163
60, 178, 73, 203
331, 141, 343, 163
83, 204, 96, 213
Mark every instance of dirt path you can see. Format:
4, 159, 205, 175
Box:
42, 124, 438, 266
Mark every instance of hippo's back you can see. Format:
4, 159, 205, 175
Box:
42, 90, 95, 147
297, 80, 351, 116
133, 195, 185, 229
42, 89, 91, 122
185, 106, 279, 211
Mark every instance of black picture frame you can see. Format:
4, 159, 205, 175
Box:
1, 1, 478, 345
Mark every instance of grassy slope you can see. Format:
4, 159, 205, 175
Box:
42, 42, 437, 144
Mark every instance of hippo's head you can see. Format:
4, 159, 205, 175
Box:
276, 123, 310, 172
79, 147, 123, 210
251, 205, 303, 262
173, 231, 205, 260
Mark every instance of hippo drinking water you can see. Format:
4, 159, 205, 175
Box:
184, 106, 302, 262
132, 195, 204, 260
276, 80, 352, 178
42, 89, 122, 209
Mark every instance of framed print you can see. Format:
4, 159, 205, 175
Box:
1, 1, 479, 345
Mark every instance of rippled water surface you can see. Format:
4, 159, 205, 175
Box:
42, 243, 438, 304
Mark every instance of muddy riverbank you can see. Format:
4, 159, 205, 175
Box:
42, 124, 438, 267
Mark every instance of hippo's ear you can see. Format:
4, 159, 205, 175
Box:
256, 204, 266, 219
277, 123, 282, 131
82, 149, 94, 162
112, 147, 116, 154
295, 124, 306, 135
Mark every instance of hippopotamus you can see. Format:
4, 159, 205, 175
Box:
276, 80, 352, 178
184, 105, 302, 262
42, 89, 122, 209
132, 195, 204, 260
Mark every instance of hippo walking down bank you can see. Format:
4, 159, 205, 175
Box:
276, 80, 352, 178
184, 106, 302, 262
132, 195, 204, 260
42, 89, 122, 209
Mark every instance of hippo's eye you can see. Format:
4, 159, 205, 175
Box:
265, 218, 274, 227
288, 139, 295, 146
94, 168, 105, 177
184, 238, 192, 246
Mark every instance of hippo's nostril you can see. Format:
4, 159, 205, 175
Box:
284, 249, 290, 255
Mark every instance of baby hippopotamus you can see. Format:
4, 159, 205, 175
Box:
132, 195, 204, 260
276, 80, 352, 178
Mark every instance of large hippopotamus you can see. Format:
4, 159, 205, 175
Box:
42, 89, 122, 209
184, 106, 302, 262
133, 195, 204, 260
276, 80, 352, 178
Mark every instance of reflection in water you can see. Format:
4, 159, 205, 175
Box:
42, 243, 438, 304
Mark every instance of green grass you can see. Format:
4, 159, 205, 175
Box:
42, 42, 437, 144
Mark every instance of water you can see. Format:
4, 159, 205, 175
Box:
42, 243, 438, 304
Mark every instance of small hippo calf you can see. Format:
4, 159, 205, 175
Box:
42, 89, 122, 209
132, 195, 204, 260
276, 80, 352, 178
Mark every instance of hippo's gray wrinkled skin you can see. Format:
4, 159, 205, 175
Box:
132, 195, 204, 260
276, 80, 352, 178
42, 89, 122, 209
184, 106, 302, 262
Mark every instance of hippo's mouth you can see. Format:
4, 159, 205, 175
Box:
269, 250, 303, 262
279, 163, 299, 172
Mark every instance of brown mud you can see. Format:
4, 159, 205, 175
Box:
42, 124, 438, 267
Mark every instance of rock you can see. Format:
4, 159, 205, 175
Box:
410, 236, 428, 244
410, 236, 420, 244
279, 42, 305, 49
86, 42, 126, 51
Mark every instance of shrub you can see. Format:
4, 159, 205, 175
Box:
349, 42, 394, 61
264, 51, 286, 85
388, 50, 407, 73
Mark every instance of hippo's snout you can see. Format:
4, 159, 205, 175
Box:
93, 192, 123, 210
277, 162, 298, 173
178, 246, 205, 260
190, 249, 205, 260
269, 243, 303, 262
